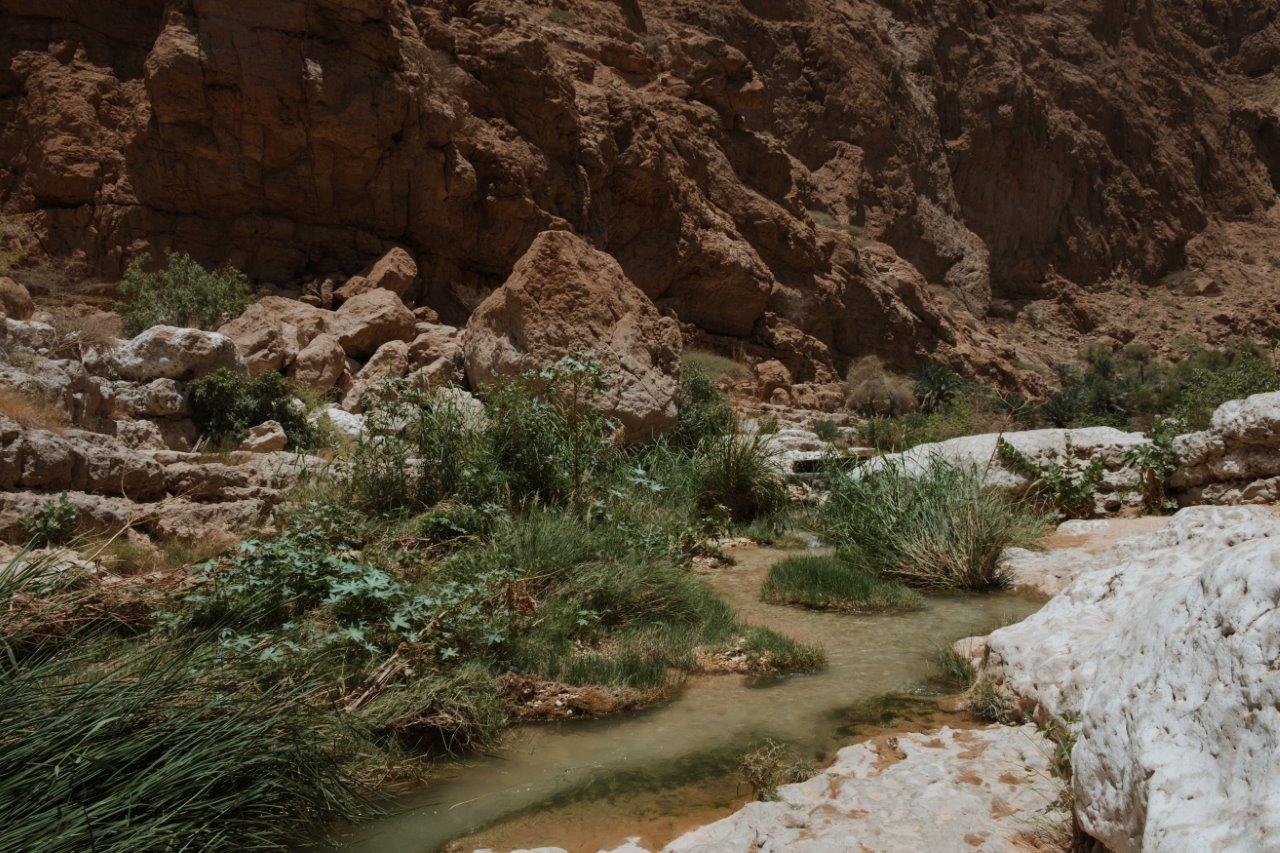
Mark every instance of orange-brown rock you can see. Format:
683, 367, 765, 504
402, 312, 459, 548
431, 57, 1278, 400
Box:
1, 0, 1278, 388
330, 289, 416, 359
335, 247, 419, 304
0, 277, 33, 320
463, 230, 682, 441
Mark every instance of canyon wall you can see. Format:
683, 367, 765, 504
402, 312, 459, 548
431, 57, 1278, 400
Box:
2, 0, 1278, 385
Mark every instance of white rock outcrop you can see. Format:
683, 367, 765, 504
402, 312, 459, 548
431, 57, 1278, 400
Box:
598, 726, 1062, 852
872, 426, 1147, 496
971, 505, 1280, 852
87, 325, 245, 381
1174, 390, 1280, 505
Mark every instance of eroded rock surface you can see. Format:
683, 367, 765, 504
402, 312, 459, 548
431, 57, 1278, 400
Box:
463, 230, 682, 442
566, 726, 1063, 852
969, 505, 1280, 852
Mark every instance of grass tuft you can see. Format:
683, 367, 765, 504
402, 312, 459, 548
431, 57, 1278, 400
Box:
762, 554, 923, 613
821, 457, 1049, 591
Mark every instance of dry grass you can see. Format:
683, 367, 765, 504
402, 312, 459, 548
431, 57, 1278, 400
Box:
0, 386, 67, 431
45, 305, 122, 348
845, 355, 916, 416
682, 349, 751, 382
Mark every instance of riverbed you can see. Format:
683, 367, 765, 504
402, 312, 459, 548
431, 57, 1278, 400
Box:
334, 543, 1039, 852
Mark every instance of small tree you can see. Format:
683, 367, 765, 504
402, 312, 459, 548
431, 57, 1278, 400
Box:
117, 252, 251, 336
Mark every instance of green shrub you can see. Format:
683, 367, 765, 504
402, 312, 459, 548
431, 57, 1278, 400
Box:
483, 356, 617, 505
116, 252, 251, 337
996, 438, 1104, 519
19, 493, 76, 547
189, 368, 313, 449
739, 739, 814, 800
1173, 342, 1277, 429
811, 418, 840, 442
1124, 418, 1181, 512
344, 384, 490, 515
694, 429, 788, 522
821, 457, 1048, 591
913, 362, 963, 414
670, 367, 735, 449
762, 554, 923, 613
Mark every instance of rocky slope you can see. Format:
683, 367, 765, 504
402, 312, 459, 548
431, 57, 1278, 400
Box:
2, 0, 1278, 394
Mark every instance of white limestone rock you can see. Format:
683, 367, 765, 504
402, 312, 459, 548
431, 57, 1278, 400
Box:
87, 326, 245, 381
659, 725, 1064, 852
973, 505, 1280, 852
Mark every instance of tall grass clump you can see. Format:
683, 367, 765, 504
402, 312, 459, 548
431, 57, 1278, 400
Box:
821, 457, 1049, 591
117, 251, 251, 336
0, 553, 373, 853
762, 554, 923, 613
669, 367, 735, 449
845, 355, 916, 416
693, 429, 788, 522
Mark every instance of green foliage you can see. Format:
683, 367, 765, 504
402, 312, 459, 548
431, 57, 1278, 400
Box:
189, 368, 313, 449
821, 457, 1049, 591
739, 739, 814, 801
19, 493, 75, 547
482, 355, 618, 505
762, 554, 924, 613
116, 251, 251, 337
997, 438, 1104, 519
738, 626, 826, 674
670, 368, 735, 449
1037, 340, 1278, 430
693, 429, 788, 522
929, 644, 976, 690
344, 383, 491, 515
811, 418, 840, 442
856, 390, 1023, 452
1124, 418, 1181, 513
0, 553, 373, 853
913, 362, 964, 414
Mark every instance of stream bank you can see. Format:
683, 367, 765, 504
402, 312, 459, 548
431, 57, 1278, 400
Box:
335, 542, 1039, 852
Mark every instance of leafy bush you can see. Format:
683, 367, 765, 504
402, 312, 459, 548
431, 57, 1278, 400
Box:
344, 383, 490, 515
670, 368, 735, 449
1037, 339, 1277, 430
821, 457, 1048, 591
762, 554, 923, 613
811, 418, 840, 442
996, 438, 1104, 519
117, 251, 251, 337
1124, 419, 1181, 512
846, 355, 916, 416
739, 739, 813, 800
693, 429, 788, 522
19, 494, 76, 547
189, 368, 313, 449
913, 362, 964, 413
483, 356, 617, 505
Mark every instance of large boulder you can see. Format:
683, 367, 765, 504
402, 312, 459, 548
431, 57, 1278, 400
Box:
1174, 391, 1280, 504
330, 288, 416, 358
335, 247, 419, 303
970, 506, 1280, 851
291, 333, 348, 393
217, 296, 329, 377
0, 277, 34, 320
463, 230, 682, 442
87, 326, 245, 381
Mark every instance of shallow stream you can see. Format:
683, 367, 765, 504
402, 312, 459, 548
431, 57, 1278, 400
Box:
334, 544, 1039, 852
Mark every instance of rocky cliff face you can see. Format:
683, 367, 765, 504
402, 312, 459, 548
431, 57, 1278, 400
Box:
2, 0, 1278, 387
